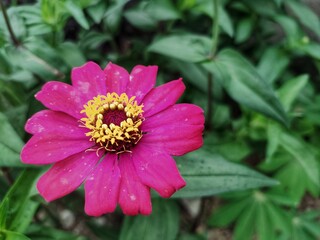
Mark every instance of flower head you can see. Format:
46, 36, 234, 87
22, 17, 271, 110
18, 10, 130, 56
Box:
21, 62, 204, 216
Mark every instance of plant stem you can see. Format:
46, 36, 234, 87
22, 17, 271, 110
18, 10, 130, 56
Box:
206, 73, 213, 130
206, 0, 220, 130
0, 0, 20, 46
211, 0, 220, 57
26, 50, 65, 80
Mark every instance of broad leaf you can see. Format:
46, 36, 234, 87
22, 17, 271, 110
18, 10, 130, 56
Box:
0, 112, 24, 167
273, 15, 302, 43
203, 49, 289, 126
120, 199, 179, 240
65, 0, 89, 30
0, 199, 8, 230
257, 47, 290, 84
87, 1, 107, 23
57, 42, 86, 67
280, 133, 319, 187
145, 0, 181, 21
286, 1, 320, 38
235, 18, 254, 43
263, 132, 320, 204
148, 34, 211, 62
124, 10, 157, 31
0, 230, 30, 240
173, 150, 278, 198
281, 210, 320, 240
194, 1, 234, 37
209, 191, 290, 240
278, 74, 308, 111
2, 169, 41, 233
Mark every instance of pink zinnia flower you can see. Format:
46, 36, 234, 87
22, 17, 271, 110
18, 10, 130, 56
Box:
21, 62, 204, 216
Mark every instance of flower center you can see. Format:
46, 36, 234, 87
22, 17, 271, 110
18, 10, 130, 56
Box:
80, 93, 144, 154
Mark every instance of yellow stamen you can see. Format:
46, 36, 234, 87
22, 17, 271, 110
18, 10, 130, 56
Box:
110, 103, 116, 110
118, 103, 124, 110
80, 92, 144, 153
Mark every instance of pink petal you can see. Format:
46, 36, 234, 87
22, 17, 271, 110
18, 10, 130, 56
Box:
35, 81, 85, 119
37, 151, 101, 202
141, 79, 185, 118
71, 61, 107, 100
126, 65, 158, 103
142, 103, 204, 129
141, 104, 204, 156
118, 153, 152, 215
104, 62, 129, 94
21, 131, 93, 165
132, 144, 186, 198
25, 110, 78, 135
84, 154, 120, 216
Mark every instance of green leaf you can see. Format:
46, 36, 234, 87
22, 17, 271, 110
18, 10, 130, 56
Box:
40, 0, 67, 29
257, 47, 290, 84
233, 201, 257, 240
267, 191, 299, 207
103, 1, 127, 34
269, 163, 317, 206
219, 7, 234, 37
15, 6, 52, 36
242, 0, 277, 16
280, 132, 319, 187
210, 191, 290, 240
79, 31, 111, 51
87, 1, 108, 23
173, 61, 208, 92
57, 42, 86, 67
207, 140, 251, 162
286, 1, 320, 38
145, 0, 181, 21
256, 204, 269, 240
3, 8, 27, 40
65, 0, 90, 30
148, 34, 211, 62
124, 9, 157, 31
0, 112, 24, 167
273, 15, 301, 42
194, 1, 234, 37
266, 122, 282, 162
175, 61, 226, 108
209, 197, 251, 227
265, 202, 291, 233
120, 199, 179, 240
278, 74, 308, 111
0, 51, 11, 74
235, 18, 254, 43
281, 210, 320, 240
77, 0, 100, 8
6, 46, 59, 80
2, 169, 41, 233
4, 104, 29, 138
173, 150, 278, 198
0, 230, 30, 240
203, 49, 289, 126
0, 199, 8, 230
300, 42, 320, 60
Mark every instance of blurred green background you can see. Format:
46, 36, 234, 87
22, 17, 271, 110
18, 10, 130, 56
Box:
0, 0, 320, 239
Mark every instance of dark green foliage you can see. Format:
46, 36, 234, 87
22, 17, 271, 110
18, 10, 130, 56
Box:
0, 0, 320, 239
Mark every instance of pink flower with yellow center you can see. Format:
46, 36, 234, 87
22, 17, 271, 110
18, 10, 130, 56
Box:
21, 62, 204, 216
